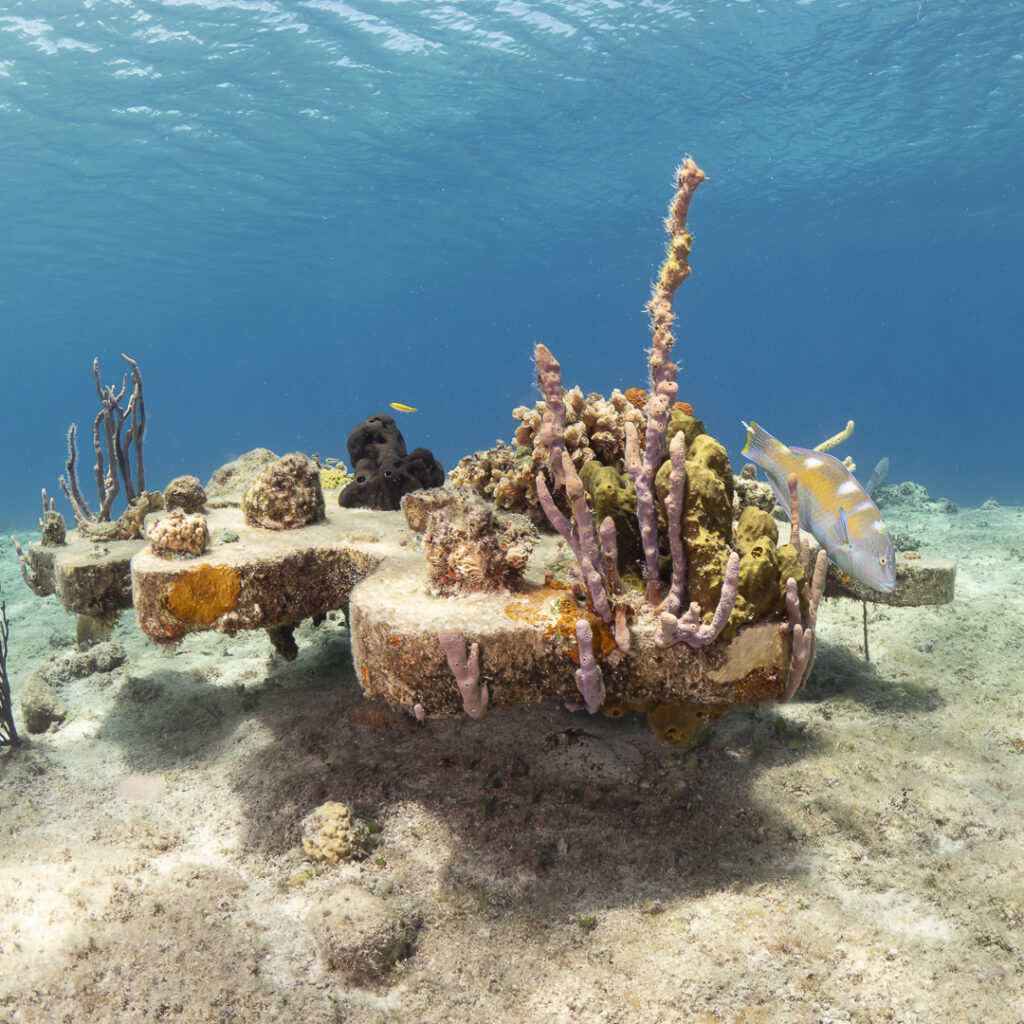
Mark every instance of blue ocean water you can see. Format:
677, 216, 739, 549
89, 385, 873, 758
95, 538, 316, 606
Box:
1, 0, 1021, 527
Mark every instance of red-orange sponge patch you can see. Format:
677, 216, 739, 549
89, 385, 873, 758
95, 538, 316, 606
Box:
505, 585, 615, 662
623, 387, 694, 417
624, 387, 647, 411
166, 564, 241, 626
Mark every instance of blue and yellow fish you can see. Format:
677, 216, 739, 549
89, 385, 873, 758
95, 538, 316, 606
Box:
741, 421, 895, 593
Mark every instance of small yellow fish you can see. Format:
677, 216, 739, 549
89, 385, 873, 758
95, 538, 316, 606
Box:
389, 402, 418, 413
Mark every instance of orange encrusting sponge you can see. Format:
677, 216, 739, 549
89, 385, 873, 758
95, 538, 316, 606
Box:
165, 564, 241, 626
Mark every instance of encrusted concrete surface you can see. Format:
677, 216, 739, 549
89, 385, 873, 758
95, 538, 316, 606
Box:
129, 504, 794, 712
349, 544, 790, 715
824, 552, 956, 606
26, 536, 144, 616
131, 504, 394, 641
34, 500, 959, 720
774, 521, 957, 606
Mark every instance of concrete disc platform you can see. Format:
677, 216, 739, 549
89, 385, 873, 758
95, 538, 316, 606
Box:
823, 553, 956, 605
24, 536, 145, 617
127, 503, 794, 715
774, 521, 957, 606
348, 544, 790, 716
131, 504, 393, 642
25, 496, 957, 721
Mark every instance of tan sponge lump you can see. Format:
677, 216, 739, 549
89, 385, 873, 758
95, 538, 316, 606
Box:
301, 801, 373, 864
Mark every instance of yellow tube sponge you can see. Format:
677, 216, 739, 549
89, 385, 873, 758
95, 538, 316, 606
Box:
814, 419, 854, 453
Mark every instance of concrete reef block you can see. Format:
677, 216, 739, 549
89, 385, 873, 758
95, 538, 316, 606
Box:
420, 496, 536, 596
773, 522, 956, 608
131, 505, 391, 642
41, 510, 67, 545
400, 486, 478, 533
163, 474, 207, 513
131, 500, 792, 707
24, 536, 145, 616
205, 447, 279, 506
824, 553, 956, 606
23, 542, 58, 597
56, 540, 145, 618
20, 671, 67, 733
348, 542, 791, 717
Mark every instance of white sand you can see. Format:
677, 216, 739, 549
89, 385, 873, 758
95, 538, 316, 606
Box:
1, 491, 1022, 1024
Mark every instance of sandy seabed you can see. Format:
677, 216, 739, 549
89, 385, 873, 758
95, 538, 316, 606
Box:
1, 493, 1022, 1024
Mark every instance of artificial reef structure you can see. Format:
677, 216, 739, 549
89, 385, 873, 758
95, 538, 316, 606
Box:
13, 160, 956, 747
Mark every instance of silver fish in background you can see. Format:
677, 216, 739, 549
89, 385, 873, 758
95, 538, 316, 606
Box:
741, 421, 895, 592
866, 456, 890, 497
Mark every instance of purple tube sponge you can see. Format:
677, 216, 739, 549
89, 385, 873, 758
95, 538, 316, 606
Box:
598, 517, 622, 594
534, 461, 614, 625
535, 472, 582, 565
560, 451, 613, 623
623, 158, 705, 606
655, 550, 740, 649
574, 619, 605, 714
647, 159, 705, 389
623, 421, 660, 605
534, 343, 569, 490
774, 470, 828, 702
778, 548, 827, 702
438, 627, 488, 719
661, 430, 688, 615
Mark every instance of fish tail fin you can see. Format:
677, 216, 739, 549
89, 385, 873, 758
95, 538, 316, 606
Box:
740, 421, 753, 455
741, 420, 782, 465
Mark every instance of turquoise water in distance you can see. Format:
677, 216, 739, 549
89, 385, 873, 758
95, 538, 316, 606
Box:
1, 0, 1022, 526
